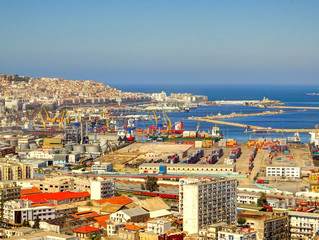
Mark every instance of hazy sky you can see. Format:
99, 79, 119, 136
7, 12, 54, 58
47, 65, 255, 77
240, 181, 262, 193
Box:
1, 0, 319, 85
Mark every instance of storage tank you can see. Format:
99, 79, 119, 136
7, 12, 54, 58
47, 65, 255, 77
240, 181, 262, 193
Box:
0, 139, 10, 145
85, 144, 100, 153
20, 143, 30, 149
292, 198, 297, 207
10, 139, 18, 147
29, 143, 38, 150
100, 139, 107, 149
65, 144, 73, 152
73, 144, 85, 153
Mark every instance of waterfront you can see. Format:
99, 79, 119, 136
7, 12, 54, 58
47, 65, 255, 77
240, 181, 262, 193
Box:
111, 83, 319, 143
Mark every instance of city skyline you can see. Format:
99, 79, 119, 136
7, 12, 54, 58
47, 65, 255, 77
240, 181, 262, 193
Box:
1, 0, 319, 85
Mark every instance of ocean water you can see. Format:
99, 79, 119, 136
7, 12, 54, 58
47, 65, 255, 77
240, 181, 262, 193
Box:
108, 83, 319, 143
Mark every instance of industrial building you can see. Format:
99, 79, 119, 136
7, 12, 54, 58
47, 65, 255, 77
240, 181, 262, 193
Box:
266, 166, 301, 178
139, 163, 236, 175
182, 178, 238, 234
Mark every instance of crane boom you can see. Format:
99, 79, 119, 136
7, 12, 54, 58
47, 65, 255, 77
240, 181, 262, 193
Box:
164, 112, 172, 132
153, 111, 158, 128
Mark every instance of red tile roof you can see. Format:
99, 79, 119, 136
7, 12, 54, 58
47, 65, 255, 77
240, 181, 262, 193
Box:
73, 225, 101, 233
94, 195, 132, 206
94, 215, 110, 228
125, 224, 142, 231
21, 187, 42, 196
21, 191, 90, 203
72, 211, 100, 219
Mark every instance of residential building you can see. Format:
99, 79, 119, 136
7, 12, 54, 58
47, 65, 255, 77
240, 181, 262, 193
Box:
5, 231, 77, 240
147, 219, 171, 234
106, 221, 126, 236
179, 178, 202, 213
0, 159, 33, 181
90, 177, 115, 200
218, 226, 257, 240
110, 207, 150, 223
237, 191, 259, 205
183, 178, 237, 234
73, 225, 102, 240
266, 166, 300, 178
238, 212, 289, 240
289, 211, 319, 239
3, 199, 56, 224
0, 181, 21, 219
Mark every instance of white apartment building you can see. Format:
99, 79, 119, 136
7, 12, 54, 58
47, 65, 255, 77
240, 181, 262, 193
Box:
3, 199, 56, 224
91, 162, 113, 172
237, 192, 259, 205
289, 211, 319, 239
218, 227, 257, 240
266, 166, 300, 178
90, 177, 115, 200
147, 219, 171, 234
183, 178, 238, 234
179, 178, 202, 213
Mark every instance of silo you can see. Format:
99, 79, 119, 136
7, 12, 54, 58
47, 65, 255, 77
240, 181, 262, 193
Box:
73, 144, 85, 153
10, 138, 18, 147
65, 144, 73, 152
20, 143, 30, 149
85, 144, 100, 153
29, 143, 38, 150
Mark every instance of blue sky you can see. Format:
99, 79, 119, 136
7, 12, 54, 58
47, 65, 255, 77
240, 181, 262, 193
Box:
1, 0, 319, 85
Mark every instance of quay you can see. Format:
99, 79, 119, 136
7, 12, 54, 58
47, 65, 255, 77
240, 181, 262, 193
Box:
273, 106, 319, 110
206, 110, 287, 120
188, 117, 315, 133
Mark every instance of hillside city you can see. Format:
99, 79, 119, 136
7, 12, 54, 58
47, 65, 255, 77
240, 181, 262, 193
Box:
1, 73, 319, 240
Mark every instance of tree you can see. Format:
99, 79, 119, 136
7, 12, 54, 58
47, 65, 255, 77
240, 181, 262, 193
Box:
22, 219, 31, 227
145, 176, 159, 192
257, 192, 268, 207
237, 217, 247, 225
141, 184, 145, 190
33, 216, 40, 229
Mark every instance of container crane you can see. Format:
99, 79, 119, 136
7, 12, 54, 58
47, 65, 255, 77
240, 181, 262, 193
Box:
164, 112, 172, 133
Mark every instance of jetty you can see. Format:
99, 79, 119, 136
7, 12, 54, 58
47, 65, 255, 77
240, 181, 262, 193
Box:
205, 110, 286, 120
188, 117, 315, 133
272, 106, 319, 110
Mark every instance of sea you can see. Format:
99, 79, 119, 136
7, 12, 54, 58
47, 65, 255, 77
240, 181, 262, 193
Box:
108, 83, 319, 143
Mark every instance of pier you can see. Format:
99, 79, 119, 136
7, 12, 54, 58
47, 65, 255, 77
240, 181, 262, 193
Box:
205, 110, 287, 120
273, 106, 319, 110
188, 117, 315, 133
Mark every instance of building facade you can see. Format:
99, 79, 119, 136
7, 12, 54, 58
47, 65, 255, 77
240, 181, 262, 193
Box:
266, 166, 300, 178
3, 199, 56, 224
0, 181, 21, 219
183, 178, 238, 234
0, 159, 34, 181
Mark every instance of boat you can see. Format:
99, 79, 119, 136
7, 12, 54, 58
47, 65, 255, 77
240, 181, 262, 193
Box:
288, 132, 301, 143
306, 93, 319, 96
309, 131, 319, 159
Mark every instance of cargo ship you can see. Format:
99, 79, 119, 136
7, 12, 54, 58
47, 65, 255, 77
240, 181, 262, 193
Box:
162, 126, 223, 142
309, 132, 319, 160
287, 132, 301, 143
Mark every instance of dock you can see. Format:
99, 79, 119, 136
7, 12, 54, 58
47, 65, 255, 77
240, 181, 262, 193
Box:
272, 106, 319, 110
205, 110, 287, 120
188, 117, 315, 133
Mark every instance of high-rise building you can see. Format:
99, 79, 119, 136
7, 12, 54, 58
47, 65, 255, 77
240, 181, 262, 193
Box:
0, 159, 34, 181
182, 178, 237, 234
0, 181, 21, 219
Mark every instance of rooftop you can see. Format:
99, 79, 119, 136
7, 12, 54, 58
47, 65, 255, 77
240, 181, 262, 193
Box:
73, 225, 101, 233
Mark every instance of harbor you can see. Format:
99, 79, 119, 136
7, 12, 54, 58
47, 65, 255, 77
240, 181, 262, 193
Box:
188, 116, 316, 133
